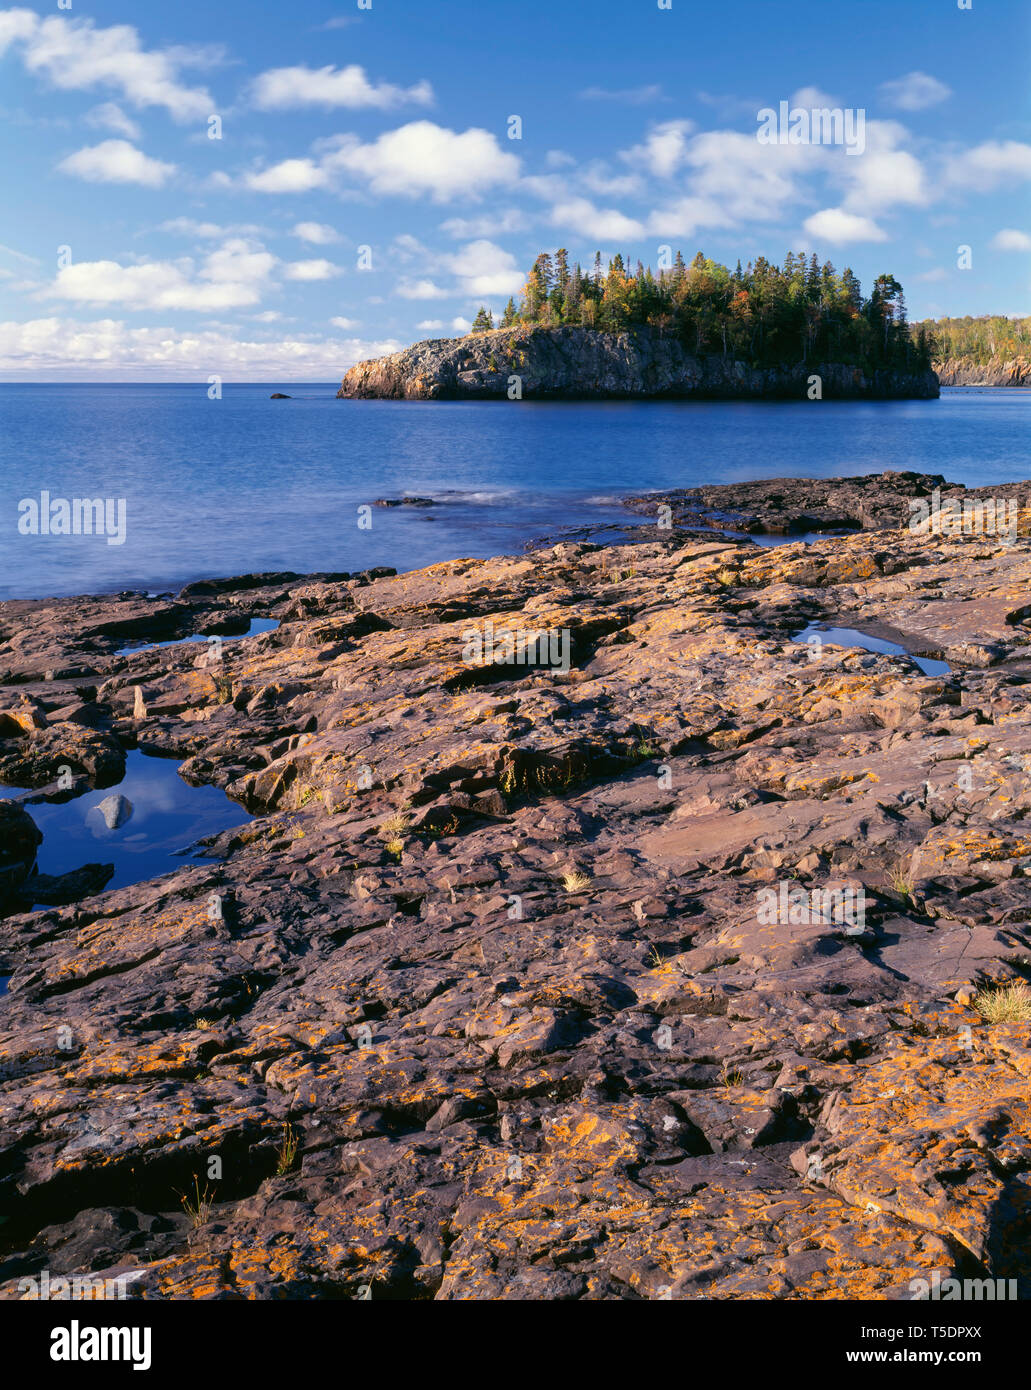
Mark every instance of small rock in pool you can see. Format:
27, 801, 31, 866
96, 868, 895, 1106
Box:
93, 794, 134, 830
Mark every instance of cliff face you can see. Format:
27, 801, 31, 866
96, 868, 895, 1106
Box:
934, 355, 1031, 387
339, 325, 940, 401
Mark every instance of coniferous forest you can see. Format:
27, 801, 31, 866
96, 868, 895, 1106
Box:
470, 249, 932, 372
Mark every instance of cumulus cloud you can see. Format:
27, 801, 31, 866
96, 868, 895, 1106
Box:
330, 316, 358, 329
291, 221, 340, 245
838, 121, 928, 213
944, 140, 1031, 193
57, 139, 175, 188
879, 71, 951, 111
803, 207, 888, 245
0, 10, 215, 121
549, 197, 645, 241
244, 159, 328, 194
46, 239, 277, 311
284, 259, 341, 281
84, 102, 141, 140
320, 122, 520, 201
0, 315, 401, 379
622, 120, 695, 178
250, 63, 432, 111
991, 228, 1031, 252
396, 280, 449, 300
415, 319, 444, 330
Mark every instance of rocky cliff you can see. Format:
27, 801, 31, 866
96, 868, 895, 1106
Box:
339, 325, 940, 401
934, 355, 1031, 387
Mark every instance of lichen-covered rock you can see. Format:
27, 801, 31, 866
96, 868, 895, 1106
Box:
339, 325, 940, 401
2, 473, 1031, 1302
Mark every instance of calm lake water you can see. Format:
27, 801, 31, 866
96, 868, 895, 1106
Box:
0, 384, 1027, 601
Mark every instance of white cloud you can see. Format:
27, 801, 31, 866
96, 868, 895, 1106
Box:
321, 122, 520, 201
284, 259, 341, 281
46, 239, 277, 311
160, 218, 264, 239
0, 11, 214, 121
944, 140, 1031, 193
803, 207, 888, 245
291, 221, 340, 245
550, 197, 645, 241
879, 71, 951, 111
791, 87, 841, 110
244, 159, 328, 194
415, 319, 444, 330
839, 121, 928, 213
396, 280, 449, 300
0, 315, 402, 379
623, 120, 694, 178
330, 316, 358, 329
251, 64, 432, 111
646, 196, 733, 239
991, 228, 1031, 252
451, 316, 471, 331
84, 102, 141, 140
439, 209, 528, 238
445, 239, 523, 297
57, 139, 175, 188
579, 85, 667, 104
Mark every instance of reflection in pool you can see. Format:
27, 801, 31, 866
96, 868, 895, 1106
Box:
1, 750, 253, 893
793, 623, 952, 678
116, 617, 279, 657
0, 977, 9, 997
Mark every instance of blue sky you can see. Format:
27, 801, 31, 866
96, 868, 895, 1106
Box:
0, 0, 1029, 379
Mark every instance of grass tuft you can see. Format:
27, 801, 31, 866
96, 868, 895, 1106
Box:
974, 981, 1031, 1024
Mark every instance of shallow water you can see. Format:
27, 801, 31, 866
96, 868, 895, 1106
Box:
793, 623, 952, 677
0, 384, 1026, 600
115, 617, 280, 657
1, 749, 252, 893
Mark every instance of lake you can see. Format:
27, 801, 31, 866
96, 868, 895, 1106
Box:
0, 383, 1027, 601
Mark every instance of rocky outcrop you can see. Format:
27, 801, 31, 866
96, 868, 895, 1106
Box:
934, 356, 1031, 387
339, 326, 940, 401
3, 475, 1031, 1301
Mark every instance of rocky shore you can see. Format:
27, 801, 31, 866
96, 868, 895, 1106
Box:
934, 356, 1031, 387
2, 472, 1031, 1300
339, 325, 940, 401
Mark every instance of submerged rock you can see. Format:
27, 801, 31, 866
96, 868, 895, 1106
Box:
93, 793, 134, 829
0, 800, 42, 903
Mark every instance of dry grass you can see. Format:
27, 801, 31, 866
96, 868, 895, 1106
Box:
377, 812, 411, 840
560, 870, 591, 894
276, 1124, 299, 1176
384, 838, 404, 858
974, 981, 1031, 1024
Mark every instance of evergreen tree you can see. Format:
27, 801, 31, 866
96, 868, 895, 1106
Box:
470, 306, 493, 333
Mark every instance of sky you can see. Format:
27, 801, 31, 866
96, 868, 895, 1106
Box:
0, 0, 1029, 380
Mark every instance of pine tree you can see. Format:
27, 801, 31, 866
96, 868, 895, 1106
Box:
471, 306, 493, 334
500, 297, 518, 328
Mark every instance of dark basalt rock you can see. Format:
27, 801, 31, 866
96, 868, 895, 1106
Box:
269, 393, 292, 399
1, 476, 1031, 1301
339, 325, 941, 402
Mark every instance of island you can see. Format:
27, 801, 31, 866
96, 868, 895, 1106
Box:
340, 250, 939, 401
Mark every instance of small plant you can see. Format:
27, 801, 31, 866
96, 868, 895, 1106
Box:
719, 1059, 744, 1089
889, 852, 918, 899
276, 1124, 299, 1176
377, 812, 411, 840
620, 567, 637, 581
560, 870, 591, 894
974, 981, 1031, 1024
178, 1175, 214, 1228
715, 566, 739, 587
195, 1017, 216, 1031
211, 674, 233, 704
384, 838, 404, 858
